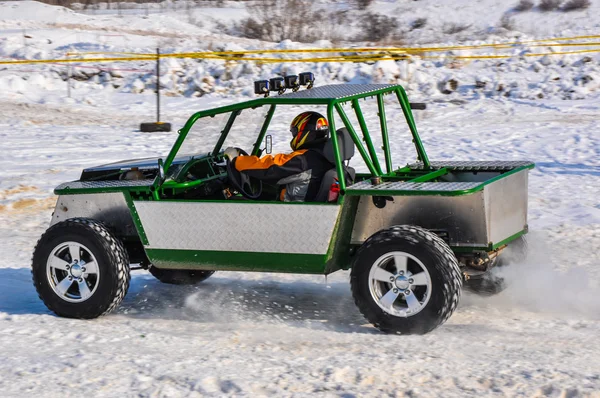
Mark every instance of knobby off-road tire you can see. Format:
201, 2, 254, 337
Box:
148, 267, 215, 285
464, 236, 528, 296
32, 218, 130, 319
351, 225, 462, 335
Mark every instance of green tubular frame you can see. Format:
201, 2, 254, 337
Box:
352, 99, 383, 175
395, 87, 430, 168
211, 109, 241, 156
251, 104, 277, 155
334, 103, 378, 177
162, 85, 426, 186
326, 105, 347, 192
377, 94, 393, 174
408, 168, 448, 182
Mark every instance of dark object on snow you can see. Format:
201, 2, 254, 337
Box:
411, 17, 427, 30
140, 122, 172, 133
410, 102, 427, 110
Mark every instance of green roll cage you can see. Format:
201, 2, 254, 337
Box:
163, 84, 429, 194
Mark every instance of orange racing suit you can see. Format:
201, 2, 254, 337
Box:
232, 147, 333, 202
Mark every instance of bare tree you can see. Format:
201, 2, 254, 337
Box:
238, 0, 323, 42
514, 0, 534, 12
539, 0, 561, 11
562, 0, 591, 11
354, 0, 373, 11
359, 12, 399, 41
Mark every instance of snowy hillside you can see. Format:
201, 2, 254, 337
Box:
1, 1, 600, 397
1, 0, 600, 102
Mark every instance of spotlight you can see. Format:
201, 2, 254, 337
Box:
284, 75, 300, 92
299, 72, 315, 89
254, 80, 269, 97
269, 77, 285, 94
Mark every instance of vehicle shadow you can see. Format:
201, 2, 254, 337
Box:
119, 271, 376, 334
0, 268, 487, 335
0, 268, 50, 315
0, 268, 371, 333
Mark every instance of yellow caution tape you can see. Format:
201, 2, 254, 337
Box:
0, 56, 155, 65
1, 50, 598, 65
65, 51, 155, 57
2, 33, 600, 66
65, 34, 600, 59
79, 40, 600, 58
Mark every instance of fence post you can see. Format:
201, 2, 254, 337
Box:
140, 47, 171, 132
156, 47, 160, 123
67, 65, 71, 98
67, 45, 72, 98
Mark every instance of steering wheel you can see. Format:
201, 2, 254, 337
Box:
226, 148, 263, 200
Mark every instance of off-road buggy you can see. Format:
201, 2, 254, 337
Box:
32, 81, 534, 334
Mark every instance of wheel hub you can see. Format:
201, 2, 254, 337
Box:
70, 263, 83, 278
47, 241, 99, 303
394, 275, 410, 290
368, 251, 432, 318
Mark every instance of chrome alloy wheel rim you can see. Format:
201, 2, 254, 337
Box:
46, 241, 100, 303
368, 252, 432, 317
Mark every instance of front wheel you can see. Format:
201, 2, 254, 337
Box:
32, 218, 130, 319
351, 225, 462, 335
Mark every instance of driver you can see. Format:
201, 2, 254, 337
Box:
224, 111, 334, 202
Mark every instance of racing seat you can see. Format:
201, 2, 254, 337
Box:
314, 128, 356, 202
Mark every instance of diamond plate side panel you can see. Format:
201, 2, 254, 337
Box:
409, 160, 534, 171
347, 180, 481, 192
279, 84, 396, 100
134, 202, 341, 254
56, 179, 153, 191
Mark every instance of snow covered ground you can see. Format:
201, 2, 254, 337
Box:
1, 1, 600, 397
1, 89, 599, 397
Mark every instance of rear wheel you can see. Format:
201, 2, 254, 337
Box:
351, 225, 462, 335
149, 267, 215, 285
32, 218, 130, 319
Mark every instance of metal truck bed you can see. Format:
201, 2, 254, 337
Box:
349, 160, 534, 250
